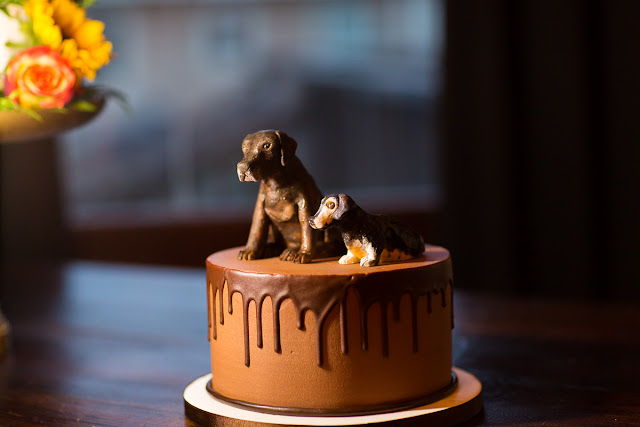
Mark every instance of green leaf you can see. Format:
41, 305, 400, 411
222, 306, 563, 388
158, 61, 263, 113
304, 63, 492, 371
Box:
74, 0, 96, 8
23, 108, 43, 121
0, 96, 43, 121
0, 1, 24, 16
5, 40, 33, 50
81, 85, 134, 116
0, 97, 15, 110
20, 17, 40, 46
68, 100, 97, 112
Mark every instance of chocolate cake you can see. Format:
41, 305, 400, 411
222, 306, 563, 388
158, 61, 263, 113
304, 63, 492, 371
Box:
205, 245, 455, 415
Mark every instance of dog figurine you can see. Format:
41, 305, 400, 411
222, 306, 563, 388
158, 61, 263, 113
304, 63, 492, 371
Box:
309, 193, 425, 267
237, 130, 343, 263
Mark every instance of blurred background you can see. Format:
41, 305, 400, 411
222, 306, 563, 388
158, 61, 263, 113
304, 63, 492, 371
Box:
1, 0, 638, 299
62, 0, 443, 221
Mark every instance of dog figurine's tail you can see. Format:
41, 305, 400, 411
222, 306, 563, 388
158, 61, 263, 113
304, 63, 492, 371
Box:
380, 216, 425, 258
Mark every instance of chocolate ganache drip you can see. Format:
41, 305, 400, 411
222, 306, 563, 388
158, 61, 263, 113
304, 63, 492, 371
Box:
207, 247, 453, 367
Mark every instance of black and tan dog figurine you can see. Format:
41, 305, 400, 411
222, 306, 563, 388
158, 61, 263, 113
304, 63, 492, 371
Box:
309, 193, 425, 267
237, 130, 343, 263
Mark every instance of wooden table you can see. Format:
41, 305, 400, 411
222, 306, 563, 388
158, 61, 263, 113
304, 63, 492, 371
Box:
1, 260, 639, 426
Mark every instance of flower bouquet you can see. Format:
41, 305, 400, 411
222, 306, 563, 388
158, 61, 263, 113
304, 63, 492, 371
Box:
0, 0, 124, 142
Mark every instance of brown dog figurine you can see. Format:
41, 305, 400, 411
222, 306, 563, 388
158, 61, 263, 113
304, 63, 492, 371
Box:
237, 130, 343, 263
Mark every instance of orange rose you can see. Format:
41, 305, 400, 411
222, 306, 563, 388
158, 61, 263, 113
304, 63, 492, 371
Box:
4, 45, 76, 109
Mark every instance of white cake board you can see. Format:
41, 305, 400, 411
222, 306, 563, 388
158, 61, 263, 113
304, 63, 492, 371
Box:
184, 366, 482, 426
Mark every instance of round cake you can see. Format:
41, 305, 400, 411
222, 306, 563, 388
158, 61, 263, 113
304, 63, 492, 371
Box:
205, 245, 455, 416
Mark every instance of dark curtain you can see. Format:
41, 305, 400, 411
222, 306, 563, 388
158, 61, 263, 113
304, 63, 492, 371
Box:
443, 1, 640, 299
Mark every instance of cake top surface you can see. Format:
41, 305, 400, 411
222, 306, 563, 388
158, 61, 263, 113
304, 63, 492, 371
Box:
208, 245, 449, 276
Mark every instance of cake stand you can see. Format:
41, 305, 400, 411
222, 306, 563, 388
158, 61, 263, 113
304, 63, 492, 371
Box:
0, 97, 105, 358
184, 367, 483, 427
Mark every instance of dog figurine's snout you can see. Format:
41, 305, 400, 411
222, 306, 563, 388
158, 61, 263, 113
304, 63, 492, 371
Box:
308, 216, 321, 230
309, 195, 340, 230
237, 161, 253, 182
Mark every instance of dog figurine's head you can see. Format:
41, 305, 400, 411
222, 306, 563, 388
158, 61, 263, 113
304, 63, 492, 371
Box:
237, 130, 298, 182
309, 194, 356, 230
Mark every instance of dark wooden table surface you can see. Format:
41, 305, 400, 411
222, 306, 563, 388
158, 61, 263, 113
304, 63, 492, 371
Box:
1, 260, 639, 426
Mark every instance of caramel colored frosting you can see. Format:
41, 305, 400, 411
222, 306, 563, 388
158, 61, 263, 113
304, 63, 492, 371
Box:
206, 245, 454, 414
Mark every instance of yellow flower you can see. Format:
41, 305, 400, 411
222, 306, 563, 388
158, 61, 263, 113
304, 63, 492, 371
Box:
25, 0, 112, 82
51, 0, 85, 38
62, 38, 100, 81
24, 0, 62, 49
75, 19, 104, 50
59, 38, 111, 82
32, 17, 62, 48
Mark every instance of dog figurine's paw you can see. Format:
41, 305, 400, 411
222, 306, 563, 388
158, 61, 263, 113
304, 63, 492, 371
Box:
339, 253, 359, 265
294, 251, 313, 264
360, 257, 379, 267
280, 248, 313, 264
238, 248, 260, 260
279, 248, 296, 262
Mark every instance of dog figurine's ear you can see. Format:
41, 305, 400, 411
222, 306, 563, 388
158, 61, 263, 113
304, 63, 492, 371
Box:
334, 194, 355, 221
275, 131, 297, 166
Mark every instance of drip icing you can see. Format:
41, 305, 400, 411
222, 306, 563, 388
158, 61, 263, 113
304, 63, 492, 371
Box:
255, 298, 264, 349
207, 248, 453, 368
273, 299, 282, 353
207, 282, 216, 340
218, 280, 225, 325
339, 299, 348, 355
242, 297, 250, 366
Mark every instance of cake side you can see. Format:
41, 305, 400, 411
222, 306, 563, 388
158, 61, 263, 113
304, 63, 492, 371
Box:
206, 245, 454, 413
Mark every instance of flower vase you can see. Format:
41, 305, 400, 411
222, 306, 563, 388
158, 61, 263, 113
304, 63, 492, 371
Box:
0, 98, 105, 358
